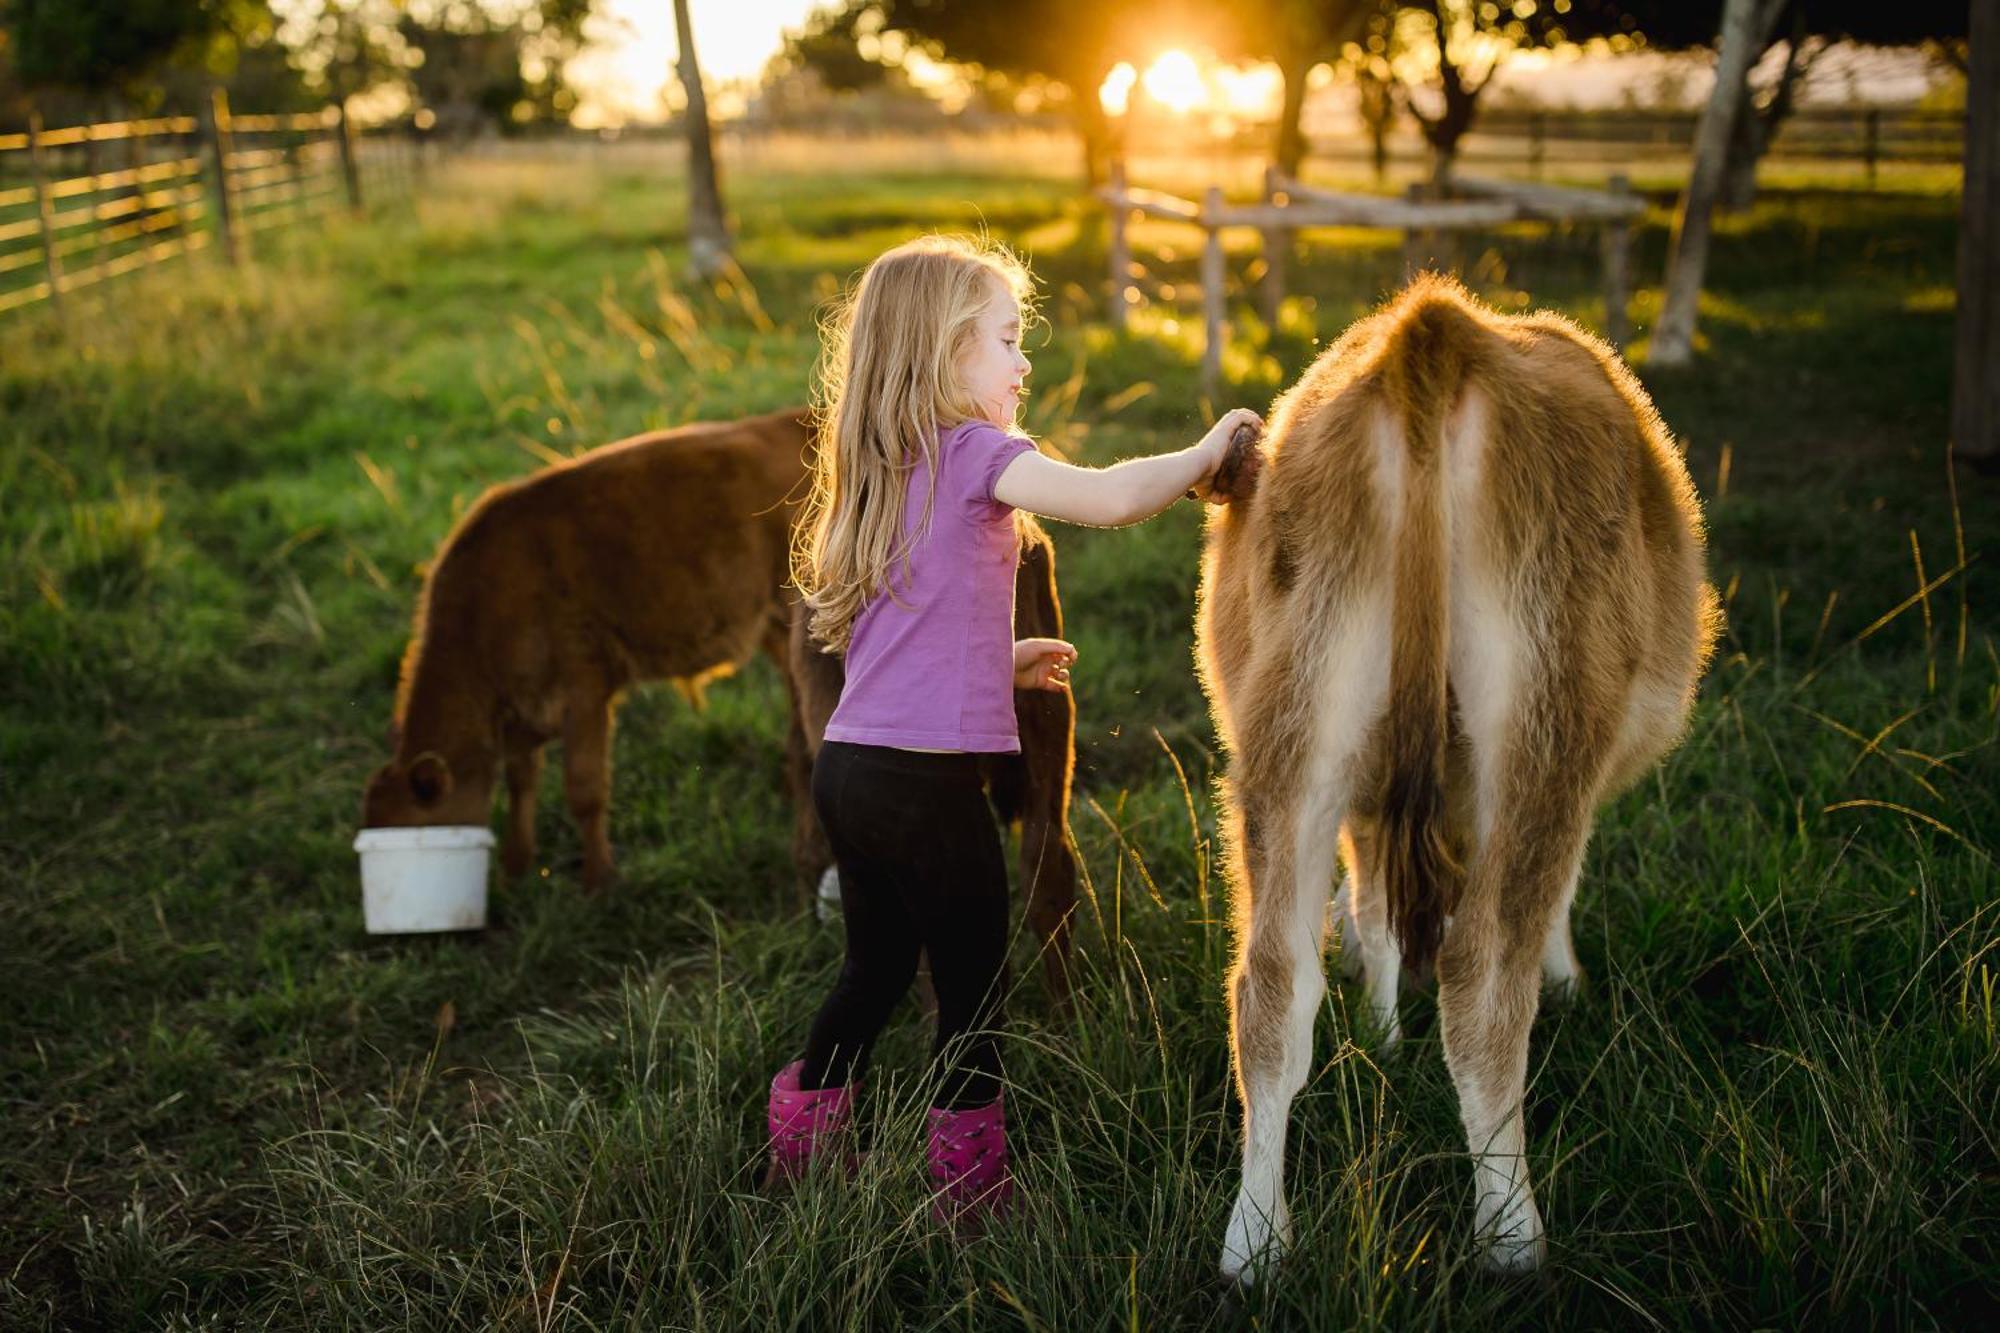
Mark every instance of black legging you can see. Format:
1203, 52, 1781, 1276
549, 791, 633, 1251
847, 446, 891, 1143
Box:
798, 741, 1011, 1110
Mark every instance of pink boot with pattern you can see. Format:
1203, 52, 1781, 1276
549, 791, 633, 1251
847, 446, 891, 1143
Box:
926, 1092, 1014, 1230
763, 1060, 853, 1187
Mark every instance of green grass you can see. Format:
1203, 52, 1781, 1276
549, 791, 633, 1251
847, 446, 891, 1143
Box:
1, 152, 1994, 1329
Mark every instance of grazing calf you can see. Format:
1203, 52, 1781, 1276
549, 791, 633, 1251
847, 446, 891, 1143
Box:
787, 518, 1080, 1005
1197, 277, 1719, 1281
362, 409, 813, 891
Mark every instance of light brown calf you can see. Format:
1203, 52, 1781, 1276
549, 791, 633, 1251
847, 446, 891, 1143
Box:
362, 409, 813, 890
1197, 277, 1719, 1280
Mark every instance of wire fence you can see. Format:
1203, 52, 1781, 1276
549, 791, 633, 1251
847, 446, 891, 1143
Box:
0, 91, 429, 317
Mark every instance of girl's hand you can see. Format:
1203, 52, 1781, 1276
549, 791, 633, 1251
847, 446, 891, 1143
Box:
1198, 409, 1263, 470
1188, 408, 1264, 503
1013, 637, 1077, 692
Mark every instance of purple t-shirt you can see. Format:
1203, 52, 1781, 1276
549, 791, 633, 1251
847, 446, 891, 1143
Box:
823, 418, 1037, 753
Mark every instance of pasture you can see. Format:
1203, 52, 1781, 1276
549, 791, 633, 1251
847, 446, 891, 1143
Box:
1, 152, 1994, 1329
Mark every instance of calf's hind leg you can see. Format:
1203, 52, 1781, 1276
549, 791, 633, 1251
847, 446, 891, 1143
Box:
1437, 758, 1598, 1274
1221, 615, 1389, 1286
1219, 778, 1343, 1287
560, 686, 618, 891
500, 727, 545, 879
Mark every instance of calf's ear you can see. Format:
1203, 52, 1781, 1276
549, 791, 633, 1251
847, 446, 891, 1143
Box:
408, 751, 454, 806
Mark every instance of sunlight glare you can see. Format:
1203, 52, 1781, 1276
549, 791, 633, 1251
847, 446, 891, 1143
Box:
1099, 62, 1138, 116
1141, 50, 1208, 114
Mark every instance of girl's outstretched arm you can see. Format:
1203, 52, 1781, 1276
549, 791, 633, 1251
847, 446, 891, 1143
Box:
993, 408, 1262, 528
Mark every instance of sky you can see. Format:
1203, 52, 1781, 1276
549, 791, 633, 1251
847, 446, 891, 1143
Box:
565, 0, 820, 125
543, 0, 1943, 128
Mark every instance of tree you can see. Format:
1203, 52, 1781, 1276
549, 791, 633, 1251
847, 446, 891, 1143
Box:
1617, 2, 1970, 212
878, 0, 1237, 184
0, 0, 268, 101
673, 0, 732, 279
1393, 0, 1658, 181
1650, 0, 1785, 366
772, 1, 890, 96
1952, 0, 1995, 468
1236, 0, 1377, 179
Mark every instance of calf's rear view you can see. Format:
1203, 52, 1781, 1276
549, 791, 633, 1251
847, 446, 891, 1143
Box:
1198, 277, 1719, 1280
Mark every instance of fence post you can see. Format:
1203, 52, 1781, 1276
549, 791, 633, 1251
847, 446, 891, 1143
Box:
410, 121, 429, 188
1529, 111, 1546, 180
1602, 172, 1634, 351
1201, 186, 1225, 401
125, 119, 157, 243
201, 88, 240, 263
1107, 158, 1130, 331
79, 119, 109, 273
179, 115, 200, 246
1864, 108, 1881, 190
25, 108, 64, 317
1259, 164, 1287, 326
335, 100, 364, 213
1402, 181, 1430, 279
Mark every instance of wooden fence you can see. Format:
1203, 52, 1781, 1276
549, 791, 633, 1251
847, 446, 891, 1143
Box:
0, 90, 427, 317
1101, 164, 1644, 396
1469, 106, 1965, 183
1129, 105, 1965, 185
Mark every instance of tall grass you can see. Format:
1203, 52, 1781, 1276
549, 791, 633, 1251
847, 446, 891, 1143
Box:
0, 157, 1993, 1329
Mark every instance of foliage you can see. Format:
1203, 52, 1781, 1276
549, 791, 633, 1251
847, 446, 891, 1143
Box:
877, 0, 1241, 180
770, 1, 892, 96
0, 0, 271, 98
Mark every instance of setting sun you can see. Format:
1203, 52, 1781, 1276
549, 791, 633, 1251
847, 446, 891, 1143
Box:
1141, 50, 1208, 114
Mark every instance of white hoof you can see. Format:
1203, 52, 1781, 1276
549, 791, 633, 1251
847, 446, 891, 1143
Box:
814, 867, 842, 924
1220, 1191, 1290, 1287
1474, 1190, 1546, 1274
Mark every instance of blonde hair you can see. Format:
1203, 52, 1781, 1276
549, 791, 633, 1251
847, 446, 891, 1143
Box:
792, 234, 1037, 654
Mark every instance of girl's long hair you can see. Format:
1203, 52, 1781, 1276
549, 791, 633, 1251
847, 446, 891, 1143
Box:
792, 234, 1036, 654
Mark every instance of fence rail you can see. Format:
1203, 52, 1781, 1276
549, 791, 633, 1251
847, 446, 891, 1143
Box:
0, 92, 427, 318
1300, 105, 1965, 183
1101, 163, 1644, 395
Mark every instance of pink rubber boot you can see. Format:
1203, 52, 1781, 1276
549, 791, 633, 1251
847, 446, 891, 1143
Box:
764, 1060, 853, 1187
926, 1092, 1014, 1230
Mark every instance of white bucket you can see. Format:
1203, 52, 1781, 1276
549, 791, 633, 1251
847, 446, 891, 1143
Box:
353, 825, 495, 933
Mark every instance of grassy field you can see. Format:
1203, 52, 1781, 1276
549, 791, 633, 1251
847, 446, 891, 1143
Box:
1, 154, 1995, 1329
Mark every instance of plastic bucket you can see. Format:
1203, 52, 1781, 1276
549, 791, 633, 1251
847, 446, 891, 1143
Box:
353, 825, 495, 933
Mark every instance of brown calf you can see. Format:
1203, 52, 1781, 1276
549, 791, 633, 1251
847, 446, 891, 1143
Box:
787, 518, 1080, 1006
1198, 277, 1719, 1280
361, 408, 813, 890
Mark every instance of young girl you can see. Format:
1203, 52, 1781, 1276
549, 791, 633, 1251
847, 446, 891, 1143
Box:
772, 233, 1261, 1224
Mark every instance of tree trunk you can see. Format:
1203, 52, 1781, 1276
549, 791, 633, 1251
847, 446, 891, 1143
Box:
1651, 0, 1785, 366
1414, 0, 1484, 186
1952, 0, 1998, 467
1274, 50, 1312, 179
673, 0, 731, 279
1720, 16, 1811, 213
1359, 68, 1395, 186
1719, 95, 1764, 211
1077, 92, 1110, 190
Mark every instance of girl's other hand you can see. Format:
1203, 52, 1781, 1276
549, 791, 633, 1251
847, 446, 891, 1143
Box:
1013, 637, 1077, 692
